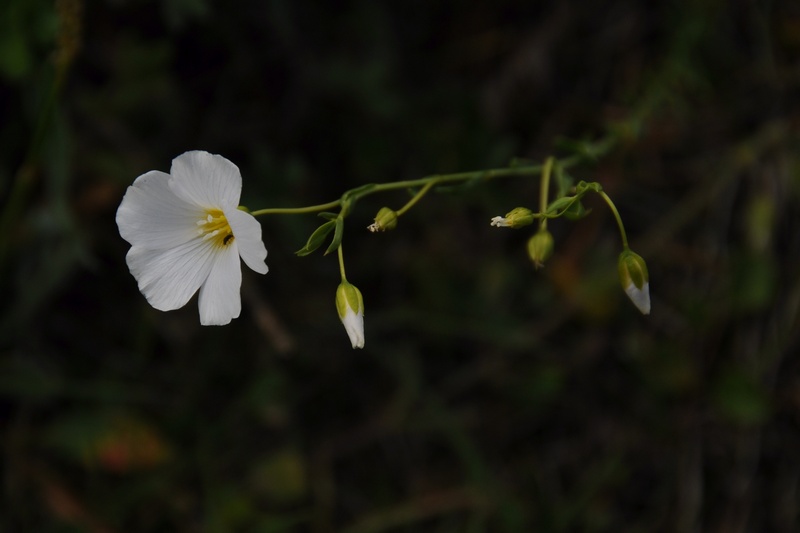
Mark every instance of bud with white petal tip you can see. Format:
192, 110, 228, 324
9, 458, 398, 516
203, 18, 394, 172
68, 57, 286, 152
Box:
490, 207, 535, 228
336, 281, 365, 348
618, 249, 650, 314
367, 207, 398, 233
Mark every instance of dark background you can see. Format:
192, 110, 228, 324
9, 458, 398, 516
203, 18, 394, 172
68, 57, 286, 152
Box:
2, 0, 800, 531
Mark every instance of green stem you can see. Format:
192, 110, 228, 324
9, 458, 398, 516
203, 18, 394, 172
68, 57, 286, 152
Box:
367, 165, 538, 196
538, 157, 554, 230
395, 180, 437, 216
250, 134, 617, 220
337, 245, 347, 281
597, 190, 629, 249
250, 200, 342, 217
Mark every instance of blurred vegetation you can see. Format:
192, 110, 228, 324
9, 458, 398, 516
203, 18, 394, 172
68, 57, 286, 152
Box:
1, 0, 800, 531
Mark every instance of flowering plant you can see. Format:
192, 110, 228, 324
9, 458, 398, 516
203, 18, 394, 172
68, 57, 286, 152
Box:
117, 136, 650, 347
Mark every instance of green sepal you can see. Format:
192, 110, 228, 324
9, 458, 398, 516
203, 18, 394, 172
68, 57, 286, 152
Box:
336, 281, 364, 319
324, 216, 344, 255
527, 229, 554, 269
618, 249, 649, 290
295, 220, 336, 256
370, 207, 398, 232
501, 207, 535, 228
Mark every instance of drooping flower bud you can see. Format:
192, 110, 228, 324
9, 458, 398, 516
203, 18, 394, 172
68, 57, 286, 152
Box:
335, 281, 365, 348
527, 229, 554, 269
490, 207, 535, 228
367, 207, 398, 233
618, 249, 650, 315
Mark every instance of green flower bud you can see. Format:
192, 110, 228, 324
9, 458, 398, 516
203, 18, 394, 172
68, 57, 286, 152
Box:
527, 229, 554, 269
490, 207, 535, 228
618, 249, 650, 314
367, 207, 398, 233
336, 281, 365, 348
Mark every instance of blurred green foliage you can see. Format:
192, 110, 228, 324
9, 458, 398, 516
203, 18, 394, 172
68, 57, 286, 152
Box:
2, 0, 800, 531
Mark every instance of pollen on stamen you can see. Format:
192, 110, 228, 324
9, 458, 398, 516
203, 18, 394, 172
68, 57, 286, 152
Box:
195, 209, 233, 246
202, 230, 220, 241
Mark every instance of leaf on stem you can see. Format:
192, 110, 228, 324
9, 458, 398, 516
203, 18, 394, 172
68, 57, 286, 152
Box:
545, 196, 578, 214
324, 216, 344, 255
545, 194, 592, 220
295, 220, 336, 256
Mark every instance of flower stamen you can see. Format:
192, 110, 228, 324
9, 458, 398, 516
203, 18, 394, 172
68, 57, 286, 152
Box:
197, 209, 234, 247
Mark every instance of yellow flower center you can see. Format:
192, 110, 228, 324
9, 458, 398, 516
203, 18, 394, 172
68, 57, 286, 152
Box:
197, 209, 234, 248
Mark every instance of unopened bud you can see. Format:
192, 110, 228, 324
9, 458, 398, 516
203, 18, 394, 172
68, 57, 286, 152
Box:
490, 207, 535, 228
336, 281, 365, 348
527, 229, 554, 269
367, 207, 398, 233
618, 249, 650, 314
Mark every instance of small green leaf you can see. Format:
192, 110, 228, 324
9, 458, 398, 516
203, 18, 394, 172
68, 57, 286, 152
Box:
317, 212, 338, 221
324, 217, 344, 255
545, 196, 576, 215
295, 220, 335, 256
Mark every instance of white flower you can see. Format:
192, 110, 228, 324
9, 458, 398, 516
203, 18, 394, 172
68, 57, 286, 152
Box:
336, 281, 365, 348
116, 151, 268, 325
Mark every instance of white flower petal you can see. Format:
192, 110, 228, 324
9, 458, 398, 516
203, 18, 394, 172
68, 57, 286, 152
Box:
116, 170, 202, 249
198, 246, 242, 325
226, 208, 268, 274
342, 308, 365, 349
169, 151, 242, 210
126, 238, 216, 311
625, 281, 651, 315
